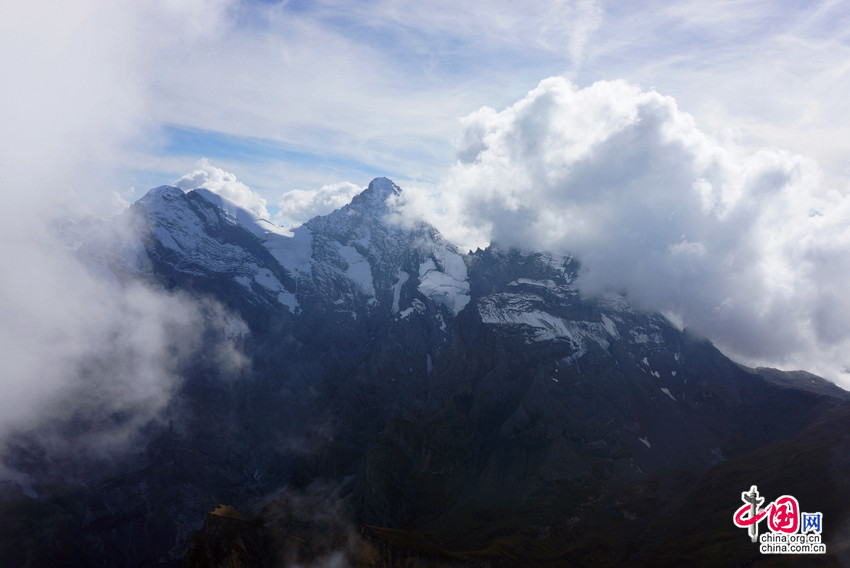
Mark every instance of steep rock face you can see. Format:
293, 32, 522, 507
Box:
231, 229, 842, 566
3, 178, 848, 568
182, 506, 270, 568
132, 184, 301, 315
303, 177, 469, 317
355, 247, 848, 564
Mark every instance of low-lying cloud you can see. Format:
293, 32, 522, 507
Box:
0, 0, 247, 476
0, 212, 252, 482
403, 77, 850, 384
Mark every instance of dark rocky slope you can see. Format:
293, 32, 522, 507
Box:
1, 179, 847, 567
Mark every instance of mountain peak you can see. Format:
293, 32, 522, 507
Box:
139, 185, 184, 203
349, 177, 401, 212
367, 177, 401, 196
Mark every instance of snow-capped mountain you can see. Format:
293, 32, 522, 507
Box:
131, 176, 688, 371
132, 177, 469, 322
4, 178, 849, 568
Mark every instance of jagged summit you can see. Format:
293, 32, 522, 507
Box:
127, 177, 470, 318
349, 177, 401, 212
309, 177, 402, 231
367, 176, 402, 197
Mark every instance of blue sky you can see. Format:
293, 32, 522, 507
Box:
3, 0, 850, 384
7, 0, 849, 201
103, 0, 850, 216
128, 0, 597, 201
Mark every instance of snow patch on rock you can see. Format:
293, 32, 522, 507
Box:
418, 249, 470, 315
336, 243, 375, 297
392, 270, 410, 313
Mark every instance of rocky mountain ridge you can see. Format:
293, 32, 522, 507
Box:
1, 177, 847, 567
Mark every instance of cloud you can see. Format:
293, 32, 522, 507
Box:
128, 1, 850, 211
274, 181, 362, 228
310, 0, 602, 58
120, 0, 607, 195
31, 0, 845, 224
175, 157, 271, 218
402, 77, 850, 384
0, 207, 252, 461
580, 1, 850, 191
0, 0, 246, 473
17, 0, 845, 222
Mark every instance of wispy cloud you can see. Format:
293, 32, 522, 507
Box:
582, 1, 850, 189
124, 1, 850, 209
131, 0, 602, 192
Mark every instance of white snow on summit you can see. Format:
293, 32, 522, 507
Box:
138, 178, 478, 319
194, 188, 287, 238
138, 186, 302, 310
139, 186, 245, 272
399, 298, 427, 319
193, 187, 314, 277
507, 278, 560, 291
601, 314, 618, 338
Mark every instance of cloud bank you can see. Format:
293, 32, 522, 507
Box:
0, 0, 246, 471
403, 77, 850, 383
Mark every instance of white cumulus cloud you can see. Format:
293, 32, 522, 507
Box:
174, 158, 271, 218
275, 181, 362, 228
402, 76, 850, 384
